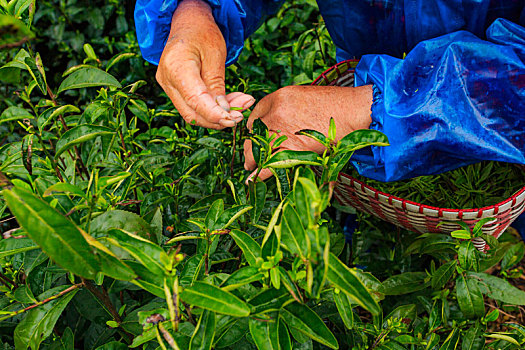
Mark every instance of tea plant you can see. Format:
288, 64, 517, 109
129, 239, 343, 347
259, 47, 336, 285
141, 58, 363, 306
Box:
0, 1, 524, 349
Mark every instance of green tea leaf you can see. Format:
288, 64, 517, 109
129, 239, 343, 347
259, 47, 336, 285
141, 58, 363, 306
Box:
333, 291, 354, 329
0, 106, 33, 124
501, 242, 524, 271
280, 302, 339, 349
338, 129, 389, 149
214, 317, 249, 348
0, 14, 34, 47
0, 239, 39, 259
450, 229, 471, 240
327, 253, 381, 315
249, 317, 280, 350
14, 286, 78, 349
456, 274, 485, 319
431, 261, 457, 290
105, 228, 169, 276
439, 328, 460, 350
468, 272, 525, 305
90, 210, 153, 240
229, 229, 261, 267
190, 310, 216, 350
181, 282, 250, 317
204, 199, 224, 230
3, 187, 99, 278
462, 324, 485, 350
248, 287, 294, 315
55, 125, 113, 158
221, 266, 264, 291
57, 67, 121, 94
264, 150, 321, 168
213, 204, 252, 231
44, 182, 85, 198
278, 318, 292, 350
179, 254, 205, 287
37, 105, 80, 132
297, 129, 328, 147
249, 181, 267, 224
279, 203, 309, 259
485, 333, 520, 346
382, 272, 428, 296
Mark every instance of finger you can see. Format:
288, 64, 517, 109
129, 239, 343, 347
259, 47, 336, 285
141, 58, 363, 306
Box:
226, 92, 256, 111
230, 110, 244, 123
164, 84, 229, 129
173, 63, 234, 125
243, 139, 256, 171
216, 95, 230, 111
245, 168, 273, 185
200, 49, 236, 116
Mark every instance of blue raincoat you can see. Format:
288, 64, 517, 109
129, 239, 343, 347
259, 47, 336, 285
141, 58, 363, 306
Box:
135, 0, 525, 233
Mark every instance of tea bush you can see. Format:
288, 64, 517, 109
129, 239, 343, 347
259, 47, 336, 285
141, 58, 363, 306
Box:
1, 1, 524, 349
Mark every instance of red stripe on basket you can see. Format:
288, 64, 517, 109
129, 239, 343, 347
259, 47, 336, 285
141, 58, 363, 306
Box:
369, 197, 387, 220
335, 65, 342, 78
322, 73, 330, 85
395, 207, 415, 231
425, 217, 442, 233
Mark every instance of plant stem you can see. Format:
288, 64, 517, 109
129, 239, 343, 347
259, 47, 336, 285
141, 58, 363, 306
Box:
0, 283, 83, 322
155, 326, 169, 350
159, 323, 179, 350
230, 124, 237, 176
314, 24, 326, 65
82, 279, 134, 342
34, 132, 64, 182
204, 232, 210, 275
0, 272, 17, 289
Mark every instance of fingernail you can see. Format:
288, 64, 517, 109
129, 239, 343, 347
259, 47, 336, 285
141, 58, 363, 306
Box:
216, 95, 230, 111
245, 172, 255, 185
243, 97, 256, 109
219, 118, 236, 128
230, 111, 244, 121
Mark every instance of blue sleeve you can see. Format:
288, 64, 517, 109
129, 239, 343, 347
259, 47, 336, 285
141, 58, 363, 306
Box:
352, 18, 525, 182
134, 0, 284, 66
513, 213, 525, 242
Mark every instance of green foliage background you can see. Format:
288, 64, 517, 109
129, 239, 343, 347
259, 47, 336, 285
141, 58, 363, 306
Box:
0, 1, 524, 350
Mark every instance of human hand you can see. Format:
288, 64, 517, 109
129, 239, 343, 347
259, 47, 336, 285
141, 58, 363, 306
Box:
243, 85, 373, 181
156, 0, 255, 129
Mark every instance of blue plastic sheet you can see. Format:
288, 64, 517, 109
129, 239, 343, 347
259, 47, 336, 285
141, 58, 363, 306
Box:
352, 19, 525, 182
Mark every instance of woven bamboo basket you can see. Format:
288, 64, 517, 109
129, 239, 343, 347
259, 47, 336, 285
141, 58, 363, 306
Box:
312, 60, 525, 251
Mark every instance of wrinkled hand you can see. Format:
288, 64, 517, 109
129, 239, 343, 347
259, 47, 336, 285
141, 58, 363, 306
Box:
156, 0, 255, 129
243, 85, 373, 181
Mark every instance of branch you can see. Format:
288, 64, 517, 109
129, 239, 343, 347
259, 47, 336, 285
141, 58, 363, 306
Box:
0, 282, 83, 322
0, 37, 31, 50
82, 279, 133, 342
0, 272, 17, 289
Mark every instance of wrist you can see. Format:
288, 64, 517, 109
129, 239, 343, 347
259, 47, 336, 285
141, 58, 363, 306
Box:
176, 0, 213, 20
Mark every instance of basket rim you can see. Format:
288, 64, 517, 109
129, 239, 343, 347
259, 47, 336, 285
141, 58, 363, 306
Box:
338, 170, 525, 217
311, 59, 359, 86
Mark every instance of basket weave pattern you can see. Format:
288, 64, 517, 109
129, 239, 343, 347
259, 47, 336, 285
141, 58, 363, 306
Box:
312, 60, 525, 248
